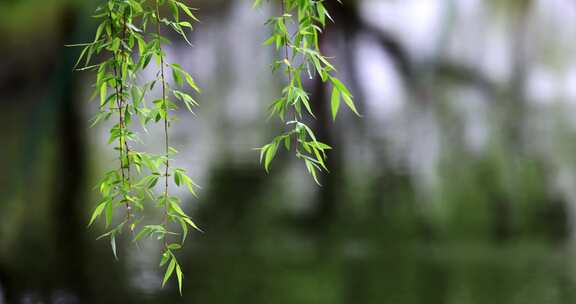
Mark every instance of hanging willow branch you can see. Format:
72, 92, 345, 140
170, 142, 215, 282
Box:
71, 0, 358, 295
71, 0, 202, 294
255, 0, 360, 184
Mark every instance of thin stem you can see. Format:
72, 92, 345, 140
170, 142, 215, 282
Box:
156, 0, 170, 248
282, 0, 291, 85
109, 8, 128, 204
281, 0, 299, 152
119, 6, 134, 225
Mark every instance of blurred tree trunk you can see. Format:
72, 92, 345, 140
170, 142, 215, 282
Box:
308, 2, 358, 226
310, 72, 340, 225
492, 2, 532, 243
0, 3, 93, 302
50, 5, 90, 299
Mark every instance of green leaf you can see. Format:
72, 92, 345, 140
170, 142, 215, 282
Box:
72, 45, 89, 70
185, 73, 201, 93
172, 67, 184, 87
313, 146, 328, 171
298, 122, 320, 146
94, 21, 106, 43
304, 159, 322, 186
264, 141, 278, 172
330, 77, 352, 97
176, 1, 199, 22
311, 141, 332, 150
183, 217, 203, 233
134, 227, 151, 242
105, 201, 113, 228
259, 144, 270, 163
342, 93, 360, 116
111, 234, 118, 260
284, 135, 291, 151
330, 86, 341, 121
162, 258, 176, 287
174, 170, 182, 186
182, 175, 199, 197
160, 251, 170, 267
88, 201, 107, 227
100, 82, 108, 106
176, 264, 183, 295
168, 243, 182, 250
148, 175, 159, 189
178, 21, 193, 29
169, 200, 188, 218
169, 0, 180, 22
179, 218, 189, 244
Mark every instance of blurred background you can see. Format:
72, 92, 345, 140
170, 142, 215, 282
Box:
3, 0, 576, 303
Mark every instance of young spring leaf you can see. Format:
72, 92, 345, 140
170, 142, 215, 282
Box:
342, 92, 360, 116
330, 86, 340, 121
162, 257, 176, 287
105, 201, 114, 228
183, 217, 203, 233
88, 200, 108, 227
264, 141, 278, 172
111, 234, 118, 260
176, 264, 183, 295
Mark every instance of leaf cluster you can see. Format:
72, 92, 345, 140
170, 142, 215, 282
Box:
72, 0, 201, 294
257, 0, 360, 184
73, 0, 361, 294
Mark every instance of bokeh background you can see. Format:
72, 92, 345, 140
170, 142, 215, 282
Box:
3, 0, 576, 303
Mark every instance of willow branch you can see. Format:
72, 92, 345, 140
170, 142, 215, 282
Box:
108, 9, 128, 208
155, 0, 170, 247
281, 0, 299, 152
119, 6, 134, 225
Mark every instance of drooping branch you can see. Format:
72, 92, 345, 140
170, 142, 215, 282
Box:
155, 0, 171, 248
73, 0, 203, 294
255, 0, 360, 184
